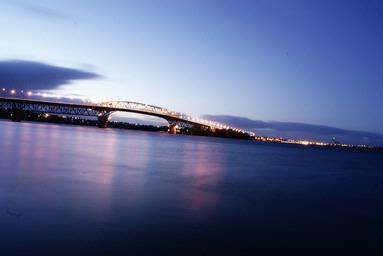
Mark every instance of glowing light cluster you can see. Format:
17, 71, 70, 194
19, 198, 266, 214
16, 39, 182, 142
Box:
1, 87, 33, 96
0, 87, 93, 103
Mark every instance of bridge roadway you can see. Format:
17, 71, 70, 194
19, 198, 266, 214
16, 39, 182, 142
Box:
0, 97, 253, 136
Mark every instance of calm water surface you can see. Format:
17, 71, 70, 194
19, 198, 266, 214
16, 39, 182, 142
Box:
1, 121, 383, 255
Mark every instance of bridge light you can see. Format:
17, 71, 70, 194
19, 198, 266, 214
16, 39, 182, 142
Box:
2, 88, 5, 91
27, 91, 33, 96
11, 90, 16, 94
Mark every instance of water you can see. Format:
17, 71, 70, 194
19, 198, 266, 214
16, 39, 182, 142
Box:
1, 121, 383, 255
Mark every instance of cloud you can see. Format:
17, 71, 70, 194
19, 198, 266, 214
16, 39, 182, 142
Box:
17, 1, 69, 20
0, 60, 100, 91
203, 115, 383, 146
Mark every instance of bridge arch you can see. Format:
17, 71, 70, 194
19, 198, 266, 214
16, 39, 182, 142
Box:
96, 101, 210, 133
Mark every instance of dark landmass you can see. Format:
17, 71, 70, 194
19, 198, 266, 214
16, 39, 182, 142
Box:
204, 114, 383, 147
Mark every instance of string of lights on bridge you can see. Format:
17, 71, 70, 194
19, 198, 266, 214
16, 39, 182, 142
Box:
1, 87, 93, 103
0, 87, 255, 136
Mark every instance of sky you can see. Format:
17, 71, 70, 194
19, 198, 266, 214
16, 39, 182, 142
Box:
0, 0, 382, 143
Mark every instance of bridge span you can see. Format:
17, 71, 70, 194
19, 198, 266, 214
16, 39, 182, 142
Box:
0, 97, 254, 137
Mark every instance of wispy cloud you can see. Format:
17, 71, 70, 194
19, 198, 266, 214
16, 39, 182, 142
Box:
204, 115, 383, 146
16, 1, 70, 20
0, 60, 101, 90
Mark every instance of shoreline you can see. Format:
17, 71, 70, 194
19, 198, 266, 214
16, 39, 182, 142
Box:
1, 109, 382, 152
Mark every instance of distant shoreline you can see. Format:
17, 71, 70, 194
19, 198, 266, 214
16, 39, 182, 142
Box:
1, 109, 381, 152
253, 136, 383, 152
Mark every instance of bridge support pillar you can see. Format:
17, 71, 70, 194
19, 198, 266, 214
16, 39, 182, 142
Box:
10, 108, 23, 122
97, 111, 110, 128
169, 124, 178, 134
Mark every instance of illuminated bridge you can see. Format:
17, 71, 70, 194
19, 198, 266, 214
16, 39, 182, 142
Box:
0, 97, 254, 137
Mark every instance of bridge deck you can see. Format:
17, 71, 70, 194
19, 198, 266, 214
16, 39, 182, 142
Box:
0, 97, 253, 135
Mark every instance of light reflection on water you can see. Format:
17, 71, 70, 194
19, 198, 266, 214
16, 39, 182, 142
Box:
181, 141, 223, 212
1, 120, 383, 254
0, 121, 225, 219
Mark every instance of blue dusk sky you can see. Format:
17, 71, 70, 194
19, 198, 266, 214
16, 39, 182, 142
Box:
0, 0, 382, 143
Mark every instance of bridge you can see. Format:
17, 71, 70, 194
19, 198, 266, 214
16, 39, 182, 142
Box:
0, 97, 254, 137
